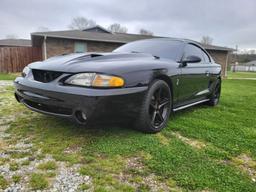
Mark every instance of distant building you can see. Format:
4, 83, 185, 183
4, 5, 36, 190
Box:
0, 39, 31, 47
243, 60, 256, 66
231, 60, 256, 72
31, 25, 233, 76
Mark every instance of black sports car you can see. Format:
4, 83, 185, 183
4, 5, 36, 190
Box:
14, 38, 221, 133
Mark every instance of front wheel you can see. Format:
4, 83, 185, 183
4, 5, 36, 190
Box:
135, 80, 172, 133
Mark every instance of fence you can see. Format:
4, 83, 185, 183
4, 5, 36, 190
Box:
0, 47, 42, 73
230, 65, 256, 72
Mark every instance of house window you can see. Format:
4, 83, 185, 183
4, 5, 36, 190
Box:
74, 42, 87, 53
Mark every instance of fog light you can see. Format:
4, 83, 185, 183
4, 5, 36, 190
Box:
75, 111, 87, 124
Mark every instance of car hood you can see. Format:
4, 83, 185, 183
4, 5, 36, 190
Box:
29, 52, 172, 74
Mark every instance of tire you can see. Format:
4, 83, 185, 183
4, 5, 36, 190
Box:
135, 80, 172, 133
207, 79, 221, 106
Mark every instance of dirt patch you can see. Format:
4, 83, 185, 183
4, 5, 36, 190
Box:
0, 140, 8, 151
118, 156, 182, 191
172, 132, 206, 149
0, 116, 16, 126
0, 81, 13, 87
126, 156, 145, 170
63, 144, 82, 155
231, 154, 256, 182
0, 81, 13, 93
155, 133, 170, 145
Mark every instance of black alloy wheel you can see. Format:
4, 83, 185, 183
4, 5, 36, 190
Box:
136, 80, 171, 133
149, 87, 170, 129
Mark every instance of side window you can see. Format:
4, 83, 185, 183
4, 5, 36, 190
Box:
202, 51, 211, 63
183, 44, 204, 63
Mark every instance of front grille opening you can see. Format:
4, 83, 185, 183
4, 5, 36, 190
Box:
24, 100, 72, 115
32, 69, 62, 83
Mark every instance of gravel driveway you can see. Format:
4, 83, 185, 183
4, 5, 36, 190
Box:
0, 81, 92, 191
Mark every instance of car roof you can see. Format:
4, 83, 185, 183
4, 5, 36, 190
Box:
137, 38, 215, 61
134, 37, 208, 50
139, 37, 203, 47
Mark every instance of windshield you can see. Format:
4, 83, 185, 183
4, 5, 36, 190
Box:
113, 39, 184, 61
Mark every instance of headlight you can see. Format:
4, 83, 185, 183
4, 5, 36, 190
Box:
92, 74, 124, 87
65, 73, 96, 87
65, 73, 124, 88
21, 66, 30, 77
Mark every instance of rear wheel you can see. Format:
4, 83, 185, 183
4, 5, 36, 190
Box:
208, 79, 221, 106
135, 80, 171, 133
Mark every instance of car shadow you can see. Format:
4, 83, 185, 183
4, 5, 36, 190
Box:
44, 114, 139, 136
64, 103, 209, 132
17, 102, 213, 139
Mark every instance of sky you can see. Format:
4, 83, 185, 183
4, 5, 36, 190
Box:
0, 0, 256, 50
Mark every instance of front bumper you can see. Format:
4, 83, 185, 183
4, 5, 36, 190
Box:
14, 77, 147, 123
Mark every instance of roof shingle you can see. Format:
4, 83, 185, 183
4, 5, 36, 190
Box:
31, 27, 233, 52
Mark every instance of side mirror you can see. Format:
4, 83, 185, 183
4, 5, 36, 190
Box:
181, 55, 201, 67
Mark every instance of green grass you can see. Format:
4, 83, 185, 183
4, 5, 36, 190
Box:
37, 161, 57, 170
2, 76, 256, 191
21, 160, 30, 166
29, 173, 48, 190
0, 175, 8, 190
0, 73, 18, 80
0, 158, 9, 166
228, 71, 256, 79
79, 183, 91, 190
9, 162, 19, 171
12, 175, 21, 183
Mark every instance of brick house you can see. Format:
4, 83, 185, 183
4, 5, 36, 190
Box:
31, 25, 233, 76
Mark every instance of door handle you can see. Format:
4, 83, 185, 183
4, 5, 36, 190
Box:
205, 71, 210, 76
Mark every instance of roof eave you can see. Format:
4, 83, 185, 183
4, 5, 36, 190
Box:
31, 33, 234, 52
0, 44, 31, 47
31, 33, 128, 44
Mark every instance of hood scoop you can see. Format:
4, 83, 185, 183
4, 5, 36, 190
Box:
90, 53, 103, 58
66, 53, 104, 64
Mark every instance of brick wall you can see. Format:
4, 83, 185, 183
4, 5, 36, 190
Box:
87, 41, 122, 52
207, 50, 229, 76
45, 38, 123, 58
46, 38, 74, 58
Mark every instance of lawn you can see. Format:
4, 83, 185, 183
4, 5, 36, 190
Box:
228, 71, 256, 79
0, 73, 19, 80
0, 77, 255, 191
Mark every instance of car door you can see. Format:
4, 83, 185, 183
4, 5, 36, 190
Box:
177, 44, 210, 106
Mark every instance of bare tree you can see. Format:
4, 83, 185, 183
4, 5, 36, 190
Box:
201, 36, 213, 45
68, 17, 96, 30
5, 34, 18, 39
108, 23, 128, 33
36, 26, 50, 32
139, 29, 153, 36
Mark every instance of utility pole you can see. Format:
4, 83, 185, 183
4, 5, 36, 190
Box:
234, 45, 238, 72
235, 45, 238, 63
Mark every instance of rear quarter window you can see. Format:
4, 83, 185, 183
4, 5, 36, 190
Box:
202, 50, 211, 63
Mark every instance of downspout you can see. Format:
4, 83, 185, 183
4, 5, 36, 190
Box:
43, 35, 47, 60
224, 51, 229, 78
